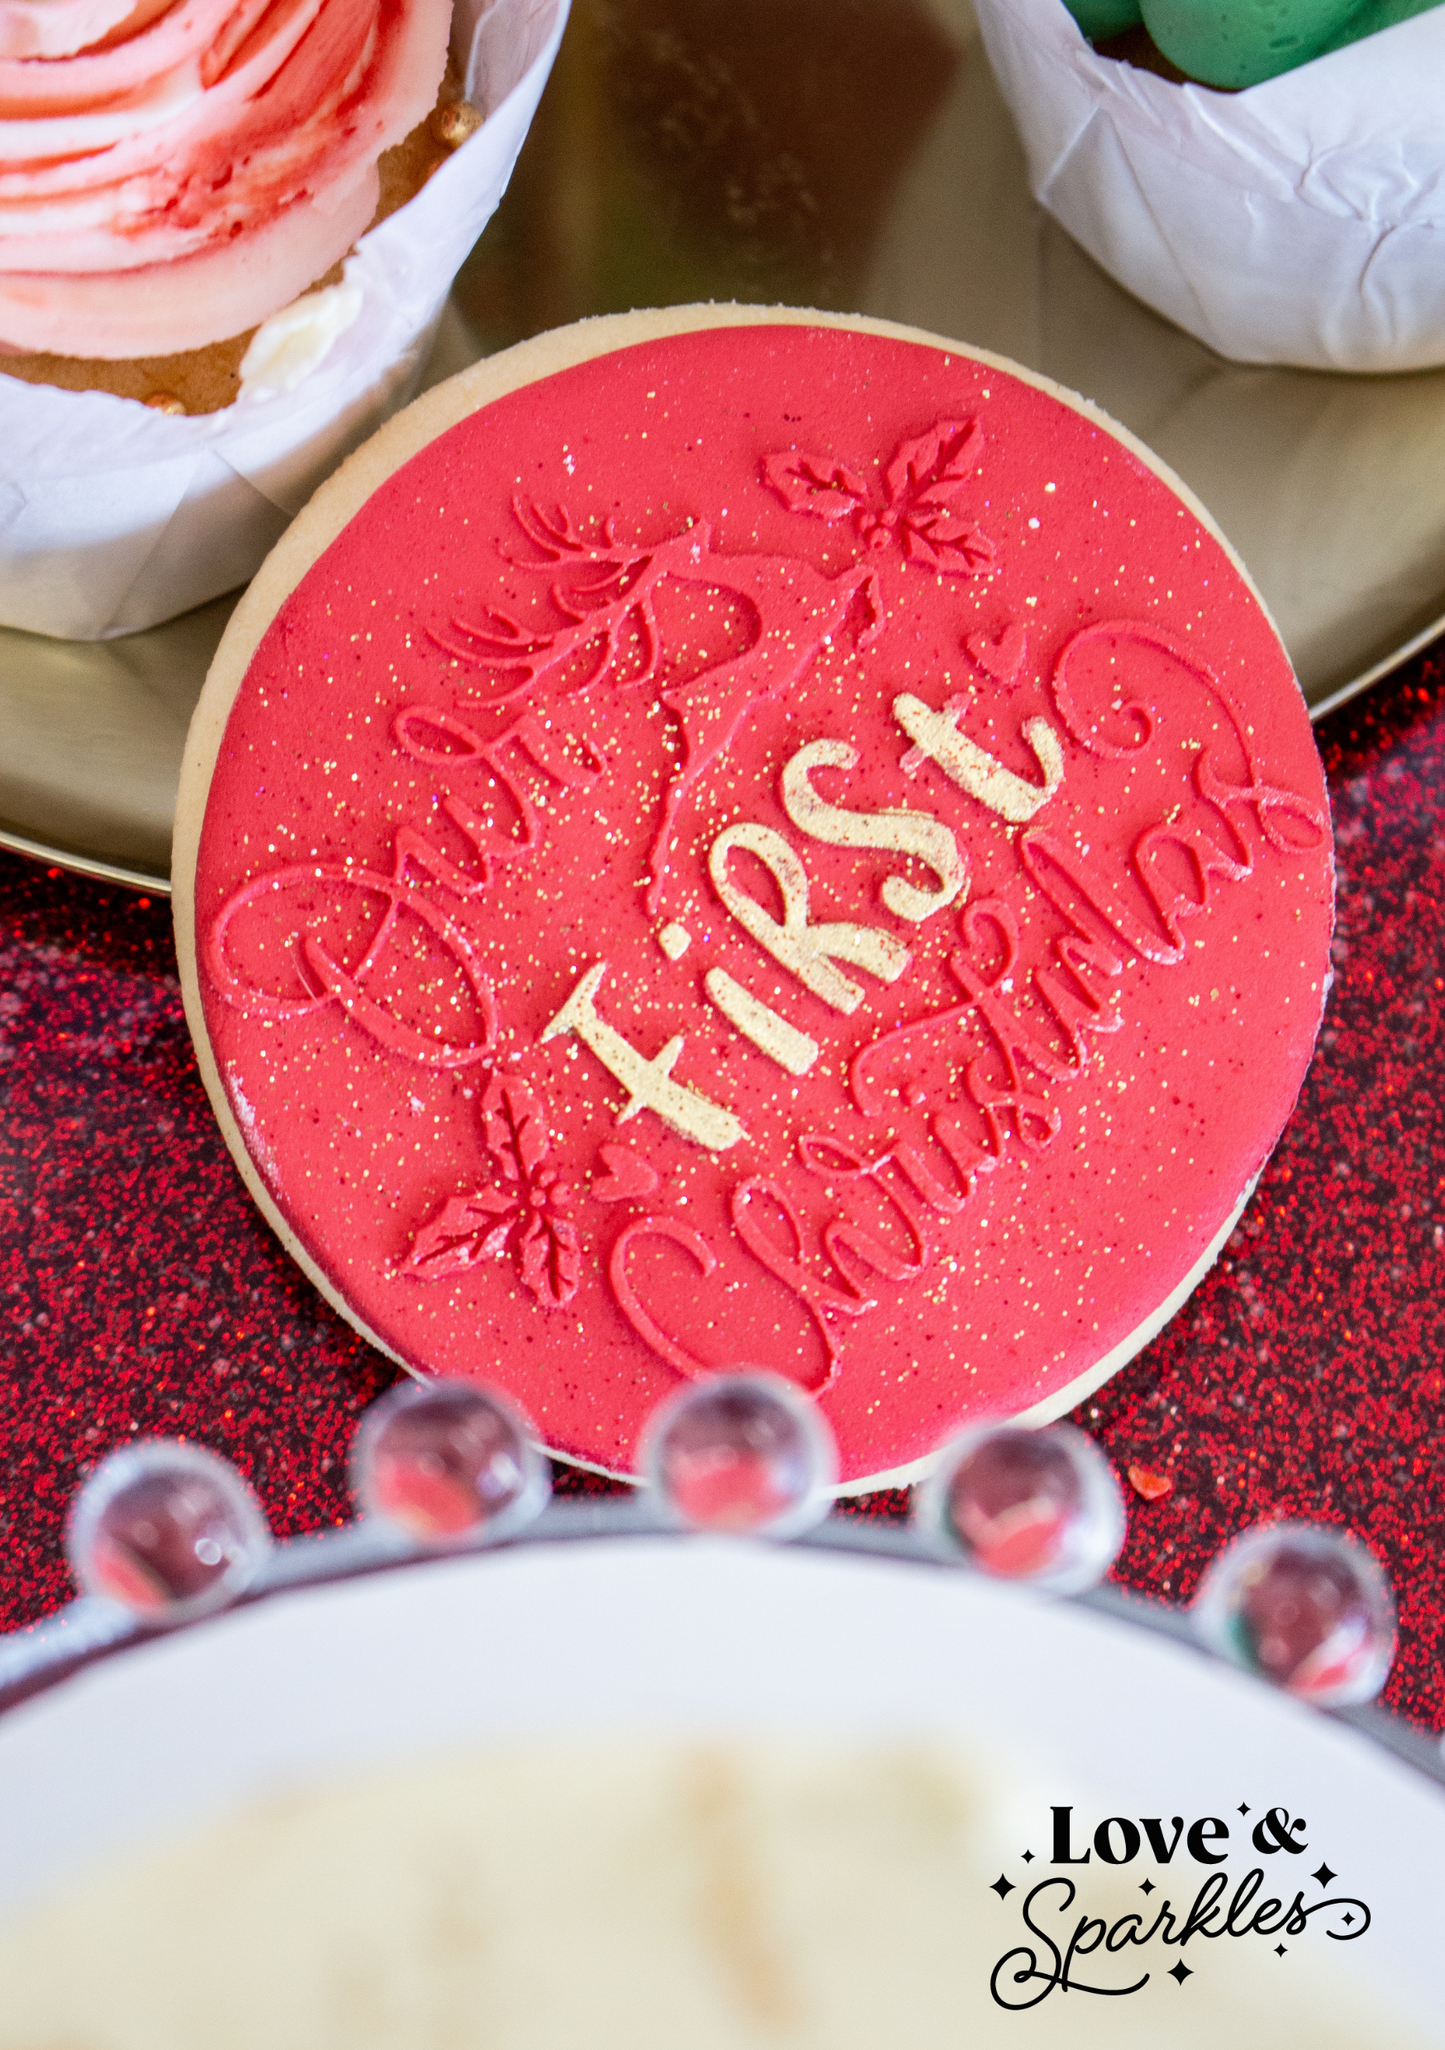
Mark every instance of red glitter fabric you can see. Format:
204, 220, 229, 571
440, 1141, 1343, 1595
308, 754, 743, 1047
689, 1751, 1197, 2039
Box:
1, 646, 1442, 1726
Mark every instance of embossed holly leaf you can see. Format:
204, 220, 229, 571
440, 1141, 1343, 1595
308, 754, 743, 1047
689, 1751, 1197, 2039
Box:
849, 568, 886, 648
482, 1070, 551, 1184
402, 1072, 581, 1306
875, 419, 995, 573
762, 416, 994, 575
895, 510, 994, 573
404, 1188, 517, 1278
516, 1193, 582, 1309
760, 451, 870, 522
883, 418, 983, 509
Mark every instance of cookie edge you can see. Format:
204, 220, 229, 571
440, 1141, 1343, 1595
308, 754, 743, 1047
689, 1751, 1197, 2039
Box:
171, 302, 1308, 1488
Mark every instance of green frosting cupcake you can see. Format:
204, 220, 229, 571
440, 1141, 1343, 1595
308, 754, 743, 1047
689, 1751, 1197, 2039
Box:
1061, 0, 1438, 85
1064, 0, 1145, 35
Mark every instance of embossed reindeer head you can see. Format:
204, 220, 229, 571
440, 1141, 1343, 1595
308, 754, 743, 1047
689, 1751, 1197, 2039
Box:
427, 497, 887, 914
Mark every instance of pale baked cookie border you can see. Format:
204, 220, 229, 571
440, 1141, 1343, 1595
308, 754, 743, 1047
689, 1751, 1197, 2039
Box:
172, 303, 1293, 1491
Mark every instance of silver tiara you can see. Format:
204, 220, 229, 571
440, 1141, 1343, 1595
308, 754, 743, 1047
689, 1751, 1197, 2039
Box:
2, 1372, 1425, 1781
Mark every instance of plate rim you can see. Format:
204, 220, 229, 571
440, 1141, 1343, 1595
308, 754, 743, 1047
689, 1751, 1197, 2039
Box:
1, 1525, 1442, 2041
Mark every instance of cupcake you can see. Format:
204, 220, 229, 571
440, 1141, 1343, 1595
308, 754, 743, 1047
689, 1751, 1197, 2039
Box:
0, 0, 453, 367
0, 0, 568, 640
972, 0, 1445, 372
1069, 0, 1435, 88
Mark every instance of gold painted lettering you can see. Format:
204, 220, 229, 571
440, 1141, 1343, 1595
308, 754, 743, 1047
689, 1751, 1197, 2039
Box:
703, 968, 820, 1075
895, 692, 1063, 823
540, 962, 745, 1151
709, 823, 910, 1014
780, 737, 967, 921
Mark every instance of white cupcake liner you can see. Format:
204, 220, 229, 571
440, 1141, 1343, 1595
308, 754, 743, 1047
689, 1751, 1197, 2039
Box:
0, 0, 568, 642
972, 0, 1445, 373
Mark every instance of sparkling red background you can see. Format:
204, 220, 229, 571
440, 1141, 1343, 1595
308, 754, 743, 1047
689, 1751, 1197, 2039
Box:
1, 648, 1442, 1726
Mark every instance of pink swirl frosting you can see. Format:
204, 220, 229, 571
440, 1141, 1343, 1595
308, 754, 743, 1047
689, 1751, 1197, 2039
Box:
0, 0, 451, 358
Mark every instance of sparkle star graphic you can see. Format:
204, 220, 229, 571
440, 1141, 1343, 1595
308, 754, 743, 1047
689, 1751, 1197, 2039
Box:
1313, 1862, 1338, 1888
1021, 1850, 1034, 1863
1276, 1946, 1288, 1957
1140, 1878, 1155, 1896
990, 1875, 1015, 1899
1237, 1802, 1251, 1815
1169, 1962, 1193, 1984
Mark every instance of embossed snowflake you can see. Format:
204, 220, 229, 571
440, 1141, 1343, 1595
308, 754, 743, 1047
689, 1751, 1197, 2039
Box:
403, 1072, 580, 1308
761, 417, 995, 573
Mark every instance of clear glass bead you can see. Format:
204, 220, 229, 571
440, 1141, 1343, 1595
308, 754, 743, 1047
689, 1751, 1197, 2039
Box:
66, 1441, 270, 1625
918, 1421, 1126, 1594
352, 1378, 549, 1544
1193, 1522, 1396, 1705
642, 1374, 836, 1538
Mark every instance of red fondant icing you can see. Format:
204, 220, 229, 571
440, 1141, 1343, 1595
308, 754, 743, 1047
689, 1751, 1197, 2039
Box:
191, 323, 1334, 1486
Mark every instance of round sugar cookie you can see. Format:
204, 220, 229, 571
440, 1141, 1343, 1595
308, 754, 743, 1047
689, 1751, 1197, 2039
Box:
174, 306, 1334, 1490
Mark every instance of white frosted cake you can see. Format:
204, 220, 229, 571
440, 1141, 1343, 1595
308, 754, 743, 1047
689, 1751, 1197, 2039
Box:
0, 1736, 1424, 2049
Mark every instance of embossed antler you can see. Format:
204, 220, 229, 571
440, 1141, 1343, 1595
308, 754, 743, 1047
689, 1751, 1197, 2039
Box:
508, 498, 605, 561
427, 499, 888, 918
429, 502, 715, 699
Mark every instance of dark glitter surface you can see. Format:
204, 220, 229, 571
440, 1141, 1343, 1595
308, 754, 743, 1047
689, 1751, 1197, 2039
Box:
1, 649, 1443, 1727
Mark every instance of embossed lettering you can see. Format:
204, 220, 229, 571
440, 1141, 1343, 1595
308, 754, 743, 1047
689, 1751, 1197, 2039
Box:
780, 737, 967, 921
730, 1177, 870, 1386
610, 1212, 836, 1393
393, 705, 604, 877
207, 863, 498, 1068
797, 1133, 934, 1285
709, 823, 910, 1014
209, 704, 611, 1071
946, 903, 1065, 1153
394, 703, 603, 786
1020, 830, 1186, 968
947, 901, 1080, 1089
930, 1105, 1005, 1191
1033, 932, 1125, 1071
1130, 818, 1252, 958
889, 1129, 974, 1218
541, 962, 745, 1151
848, 998, 979, 1121
703, 968, 820, 1076
1049, 619, 1326, 858
845, 898, 1075, 1152
608, 1216, 724, 1378
896, 692, 1063, 823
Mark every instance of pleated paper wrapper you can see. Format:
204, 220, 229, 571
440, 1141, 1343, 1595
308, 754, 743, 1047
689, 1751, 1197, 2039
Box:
0, 0, 568, 642
973, 0, 1445, 374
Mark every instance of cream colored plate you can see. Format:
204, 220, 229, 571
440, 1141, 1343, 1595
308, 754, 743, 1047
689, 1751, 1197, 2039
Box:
5, 15, 1443, 895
